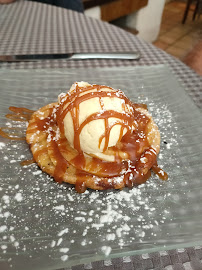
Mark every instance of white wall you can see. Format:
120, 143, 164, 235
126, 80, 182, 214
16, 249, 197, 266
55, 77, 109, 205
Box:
126, 0, 166, 43
84, 0, 167, 43
84, 6, 101, 19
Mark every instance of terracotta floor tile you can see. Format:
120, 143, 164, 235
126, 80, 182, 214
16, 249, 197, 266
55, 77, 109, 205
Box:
173, 40, 194, 51
161, 27, 188, 41
161, 13, 170, 21
174, 2, 187, 9
189, 20, 202, 30
159, 28, 167, 36
162, 18, 180, 27
173, 34, 196, 48
190, 29, 202, 40
171, 24, 193, 35
159, 33, 179, 45
153, 40, 169, 50
160, 23, 175, 32
165, 5, 183, 13
120, 0, 201, 61
167, 13, 183, 23
153, 0, 202, 60
164, 5, 176, 12
166, 45, 188, 59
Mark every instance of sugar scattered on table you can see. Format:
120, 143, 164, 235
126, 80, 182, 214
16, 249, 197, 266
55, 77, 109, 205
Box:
61, 255, 68, 261
59, 248, 69, 253
0, 142, 6, 149
58, 228, 69, 237
0, 225, 7, 233
57, 238, 63, 246
32, 170, 42, 175
101, 246, 112, 256
14, 193, 23, 202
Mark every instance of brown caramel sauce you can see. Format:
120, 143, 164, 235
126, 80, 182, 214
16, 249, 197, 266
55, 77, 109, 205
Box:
75, 179, 87, 193
75, 173, 88, 193
56, 84, 135, 153
0, 106, 34, 140
71, 153, 86, 170
49, 137, 69, 184
152, 162, 168, 180
0, 127, 26, 141
0, 87, 168, 192
55, 83, 167, 191
20, 159, 35, 166
0, 107, 35, 165
6, 106, 34, 121
32, 148, 47, 161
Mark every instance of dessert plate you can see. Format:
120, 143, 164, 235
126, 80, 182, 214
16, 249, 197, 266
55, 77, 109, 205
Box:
0, 65, 202, 270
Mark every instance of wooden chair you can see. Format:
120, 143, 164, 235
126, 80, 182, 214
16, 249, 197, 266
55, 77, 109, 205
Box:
182, 0, 202, 24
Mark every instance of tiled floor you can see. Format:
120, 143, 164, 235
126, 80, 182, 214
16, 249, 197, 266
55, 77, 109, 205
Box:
153, 0, 202, 61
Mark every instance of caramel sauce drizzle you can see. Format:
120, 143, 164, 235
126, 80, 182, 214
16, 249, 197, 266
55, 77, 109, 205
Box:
98, 121, 129, 150
9, 106, 34, 114
56, 84, 135, 154
98, 95, 109, 151
49, 134, 69, 184
54, 83, 168, 192
20, 159, 35, 166
0, 107, 34, 140
0, 106, 34, 164
118, 100, 126, 144
75, 172, 89, 193
29, 106, 70, 183
32, 148, 47, 162
56, 85, 134, 134
77, 110, 133, 152
152, 162, 168, 180
0, 87, 168, 193
58, 84, 168, 191
123, 148, 157, 187
71, 152, 86, 170
0, 127, 26, 141
6, 106, 34, 122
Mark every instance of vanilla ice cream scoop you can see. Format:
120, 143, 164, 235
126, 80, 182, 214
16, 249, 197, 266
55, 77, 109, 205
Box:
58, 82, 135, 161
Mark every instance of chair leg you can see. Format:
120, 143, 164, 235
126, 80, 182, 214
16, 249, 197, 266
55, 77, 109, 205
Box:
182, 0, 193, 24
193, 0, 200, 20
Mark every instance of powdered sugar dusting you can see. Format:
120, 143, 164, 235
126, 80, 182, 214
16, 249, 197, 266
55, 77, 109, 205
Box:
101, 246, 112, 256
0, 142, 6, 150
0, 99, 187, 267
14, 193, 23, 202
61, 255, 68, 261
